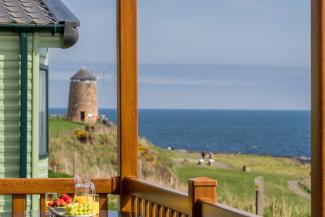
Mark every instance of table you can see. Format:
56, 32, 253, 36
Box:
0, 211, 121, 217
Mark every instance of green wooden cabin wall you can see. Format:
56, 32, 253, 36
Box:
0, 32, 63, 212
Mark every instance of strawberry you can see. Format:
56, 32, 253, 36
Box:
55, 198, 61, 207
61, 193, 69, 201
66, 197, 72, 204
61, 201, 67, 207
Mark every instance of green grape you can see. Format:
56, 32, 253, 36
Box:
65, 201, 97, 216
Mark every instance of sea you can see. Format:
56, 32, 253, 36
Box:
49, 108, 311, 158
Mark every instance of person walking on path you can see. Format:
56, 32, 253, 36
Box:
198, 151, 206, 165
208, 152, 215, 166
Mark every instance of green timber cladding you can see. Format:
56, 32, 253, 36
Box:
0, 0, 80, 212
0, 32, 70, 212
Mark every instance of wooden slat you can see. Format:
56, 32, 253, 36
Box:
99, 193, 108, 217
138, 198, 143, 216
40, 194, 46, 217
311, 0, 324, 216
118, 0, 138, 214
12, 194, 25, 217
199, 200, 258, 217
151, 203, 157, 217
171, 210, 177, 217
125, 178, 189, 214
131, 195, 137, 216
157, 205, 163, 217
163, 207, 169, 217
0, 178, 120, 194
145, 200, 150, 217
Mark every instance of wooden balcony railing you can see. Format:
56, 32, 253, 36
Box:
125, 177, 258, 217
126, 177, 189, 216
0, 176, 258, 217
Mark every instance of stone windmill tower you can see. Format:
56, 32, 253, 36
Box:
67, 68, 98, 123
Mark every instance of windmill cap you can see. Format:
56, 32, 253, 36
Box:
71, 68, 96, 81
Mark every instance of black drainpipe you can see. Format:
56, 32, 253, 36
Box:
20, 33, 28, 178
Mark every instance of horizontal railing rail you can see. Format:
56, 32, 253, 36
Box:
0, 177, 120, 217
0, 177, 120, 194
199, 200, 259, 217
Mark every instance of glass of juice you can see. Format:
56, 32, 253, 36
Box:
92, 194, 99, 216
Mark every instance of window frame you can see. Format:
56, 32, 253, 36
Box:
39, 63, 49, 159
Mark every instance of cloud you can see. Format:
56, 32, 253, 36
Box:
139, 75, 254, 86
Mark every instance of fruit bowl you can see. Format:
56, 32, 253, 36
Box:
48, 206, 66, 216
48, 207, 96, 217
65, 215, 96, 217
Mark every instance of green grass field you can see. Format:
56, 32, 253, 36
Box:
148, 142, 311, 216
177, 165, 309, 216
49, 118, 84, 136
48, 170, 72, 178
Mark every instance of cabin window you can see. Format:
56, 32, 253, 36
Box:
39, 64, 48, 158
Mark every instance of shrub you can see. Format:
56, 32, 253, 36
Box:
74, 129, 89, 142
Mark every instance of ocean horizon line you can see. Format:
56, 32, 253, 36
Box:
49, 108, 311, 112
49, 108, 310, 157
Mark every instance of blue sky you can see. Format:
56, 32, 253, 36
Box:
49, 0, 310, 110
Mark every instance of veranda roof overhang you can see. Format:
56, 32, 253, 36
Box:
0, 0, 80, 48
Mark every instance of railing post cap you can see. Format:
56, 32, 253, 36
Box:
188, 177, 217, 186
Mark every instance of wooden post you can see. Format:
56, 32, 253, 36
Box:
12, 194, 25, 217
40, 194, 46, 217
117, 0, 138, 215
188, 177, 217, 217
99, 194, 108, 217
255, 177, 264, 216
312, 0, 325, 216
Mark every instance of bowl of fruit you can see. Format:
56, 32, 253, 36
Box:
47, 194, 73, 216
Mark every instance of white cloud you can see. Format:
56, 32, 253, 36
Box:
139, 75, 252, 86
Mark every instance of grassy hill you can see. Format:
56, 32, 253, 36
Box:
49, 118, 311, 217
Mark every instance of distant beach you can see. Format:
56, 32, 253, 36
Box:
49, 108, 311, 158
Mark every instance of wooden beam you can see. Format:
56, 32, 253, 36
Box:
0, 178, 120, 194
117, 0, 138, 214
200, 201, 258, 217
312, 0, 325, 216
